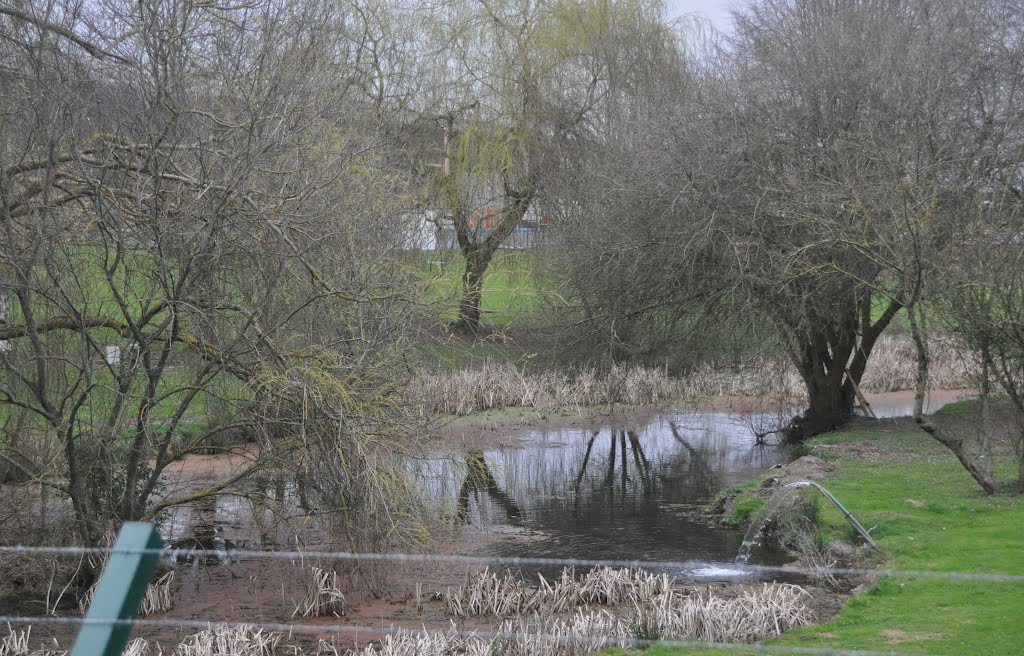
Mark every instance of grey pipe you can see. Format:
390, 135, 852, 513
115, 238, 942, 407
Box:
785, 481, 882, 552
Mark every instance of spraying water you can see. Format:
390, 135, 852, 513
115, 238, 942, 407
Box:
735, 480, 881, 564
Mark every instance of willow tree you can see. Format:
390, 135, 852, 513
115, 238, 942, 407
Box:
425, 0, 673, 332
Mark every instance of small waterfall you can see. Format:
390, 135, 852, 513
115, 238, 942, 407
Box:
735, 480, 881, 564
734, 485, 802, 564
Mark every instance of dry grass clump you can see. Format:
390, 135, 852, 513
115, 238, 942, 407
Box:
445, 567, 672, 617
6, 625, 285, 656
176, 625, 280, 656
0, 626, 65, 656
492, 611, 629, 656
141, 572, 175, 617
350, 613, 628, 656
367, 583, 812, 655
292, 566, 346, 618
411, 364, 677, 415
629, 583, 813, 643
78, 571, 174, 618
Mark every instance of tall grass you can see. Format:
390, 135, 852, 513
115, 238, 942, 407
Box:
176, 625, 280, 656
366, 582, 811, 655
412, 334, 976, 415
411, 365, 678, 415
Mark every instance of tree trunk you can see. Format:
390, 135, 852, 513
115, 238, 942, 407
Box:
454, 250, 490, 333
785, 295, 903, 442
451, 183, 534, 333
797, 381, 855, 439
908, 303, 998, 495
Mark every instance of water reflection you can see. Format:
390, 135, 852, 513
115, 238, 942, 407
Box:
447, 411, 794, 580
159, 408, 797, 581
456, 451, 523, 525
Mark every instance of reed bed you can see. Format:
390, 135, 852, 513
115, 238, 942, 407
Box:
365, 582, 812, 655
5, 581, 812, 656
412, 334, 975, 415
411, 364, 677, 415
858, 334, 974, 392
292, 566, 347, 618
629, 583, 813, 643
349, 612, 628, 656
445, 567, 672, 617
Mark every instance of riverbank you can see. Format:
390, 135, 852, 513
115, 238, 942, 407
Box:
605, 410, 1024, 655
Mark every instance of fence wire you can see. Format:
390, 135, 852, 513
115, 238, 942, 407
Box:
2, 544, 1023, 583
0, 614, 940, 656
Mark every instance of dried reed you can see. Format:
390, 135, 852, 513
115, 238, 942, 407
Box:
366, 582, 811, 655
447, 567, 684, 618
412, 334, 975, 415
78, 571, 175, 618
411, 364, 677, 415
292, 566, 346, 618
176, 624, 280, 656
0, 626, 64, 656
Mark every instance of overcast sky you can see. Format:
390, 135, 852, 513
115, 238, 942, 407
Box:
667, 0, 738, 33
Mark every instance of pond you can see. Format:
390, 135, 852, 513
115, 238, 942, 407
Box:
161, 408, 800, 582
158, 391, 966, 582
434, 410, 796, 580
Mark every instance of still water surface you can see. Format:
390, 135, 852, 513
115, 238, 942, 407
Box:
425, 411, 793, 580
161, 392, 962, 580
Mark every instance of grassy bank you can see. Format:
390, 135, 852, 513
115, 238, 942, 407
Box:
605, 419, 1024, 656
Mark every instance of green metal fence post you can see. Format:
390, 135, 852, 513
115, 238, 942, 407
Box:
70, 523, 163, 656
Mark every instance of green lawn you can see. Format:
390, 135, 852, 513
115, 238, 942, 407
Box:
604, 423, 1024, 656
416, 249, 566, 327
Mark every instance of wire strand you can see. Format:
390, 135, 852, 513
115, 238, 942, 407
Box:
1, 545, 1022, 583
0, 614, 940, 656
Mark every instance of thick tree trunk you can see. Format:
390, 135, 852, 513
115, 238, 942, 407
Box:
785, 295, 902, 442
454, 251, 490, 334
795, 382, 855, 439
451, 182, 534, 333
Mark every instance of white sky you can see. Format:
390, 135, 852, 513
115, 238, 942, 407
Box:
666, 0, 738, 33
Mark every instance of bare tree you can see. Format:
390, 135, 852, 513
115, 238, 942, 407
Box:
564, 0, 1019, 440
0, 0, 426, 557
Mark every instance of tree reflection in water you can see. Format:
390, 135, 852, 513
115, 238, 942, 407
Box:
456, 451, 523, 525
447, 413, 792, 573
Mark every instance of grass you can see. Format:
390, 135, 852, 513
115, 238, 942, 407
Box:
416, 249, 565, 328
603, 422, 1024, 656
